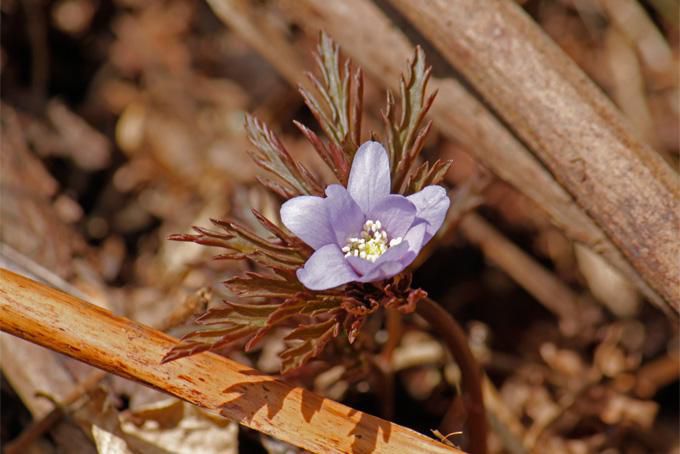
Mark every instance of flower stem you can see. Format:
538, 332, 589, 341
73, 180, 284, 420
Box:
416, 297, 487, 454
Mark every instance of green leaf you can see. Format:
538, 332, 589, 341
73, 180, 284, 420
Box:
381, 46, 438, 193
298, 32, 363, 183
245, 114, 324, 197
404, 159, 453, 194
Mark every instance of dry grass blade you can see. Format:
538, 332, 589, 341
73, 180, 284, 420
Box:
0, 269, 461, 454
389, 0, 679, 310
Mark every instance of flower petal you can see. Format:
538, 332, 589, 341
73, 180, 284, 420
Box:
347, 141, 391, 213
280, 195, 335, 249
407, 185, 450, 242
357, 260, 406, 283
402, 221, 428, 256
344, 241, 406, 276
368, 194, 416, 239
345, 255, 376, 276
296, 244, 360, 290
325, 184, 365, 246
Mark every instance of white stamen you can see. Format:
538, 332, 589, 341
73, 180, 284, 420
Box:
343, 219, 402, 263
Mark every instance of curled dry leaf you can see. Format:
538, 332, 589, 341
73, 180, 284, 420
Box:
76, 389, 239, 454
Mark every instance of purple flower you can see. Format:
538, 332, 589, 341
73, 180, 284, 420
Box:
280, 141, 450, 290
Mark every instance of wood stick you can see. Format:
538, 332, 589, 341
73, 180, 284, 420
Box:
0, 268, 460, 454
388, 0, 679, 309
3, 286, 211, 453
273, 0, 667, 315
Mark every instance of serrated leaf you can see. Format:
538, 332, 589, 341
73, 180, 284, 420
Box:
165, 324, 260, 359
298, 32, 363, 183
170, 217, 307, 270
280, 317, 341, 374
381, 46, 438, 193
251, 209, 310, 252
225, 271, 306, 298
266, 297, 341, 326
245, 114, 324, 196
294, 120, 350, 182
196, 301, 280, 326
162, 302, 281, 363
405, 158, 453, 194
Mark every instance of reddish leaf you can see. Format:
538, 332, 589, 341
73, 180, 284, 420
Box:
245, 114, 324, 196
280, 317, 341, 374
404, 159, 453, 194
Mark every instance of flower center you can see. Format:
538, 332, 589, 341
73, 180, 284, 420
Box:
341, 220, 402, 262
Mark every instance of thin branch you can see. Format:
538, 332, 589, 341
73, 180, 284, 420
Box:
416, 297, 487, 454
0, 269, 460, 454
389, 0, 679, 310
5, 286, 211, 453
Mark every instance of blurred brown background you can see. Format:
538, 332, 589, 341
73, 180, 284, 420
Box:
1, 0, 678, 452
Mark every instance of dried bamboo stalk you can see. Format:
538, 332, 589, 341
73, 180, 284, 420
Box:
0, 268, 460, 454
274, 0, 667, 314
388, 0, 679, 309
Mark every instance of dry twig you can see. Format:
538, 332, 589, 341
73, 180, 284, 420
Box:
389, 0, 679, 310
0, 269, 460, 454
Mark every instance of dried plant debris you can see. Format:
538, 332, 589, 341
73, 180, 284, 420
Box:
73, 390, 238, 454
1, 0, 678, 452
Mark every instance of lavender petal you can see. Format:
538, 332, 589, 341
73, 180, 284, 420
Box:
347, 141, 391, 213
280, 195, 335, 249
402, 221, 429, 256
368, 194, 416, 239
407, 185, 450, 242
296, 244, 360, 290
325, 184, 365, 246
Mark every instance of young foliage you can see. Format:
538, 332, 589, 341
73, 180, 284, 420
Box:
244, 115, 324, 198
382, 47, 439, 193
298, 32, 363, 183
404, 159, 453, 195
164, 34, 448, 374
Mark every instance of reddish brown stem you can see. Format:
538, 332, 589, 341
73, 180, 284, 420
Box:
416, 297, 487, 454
